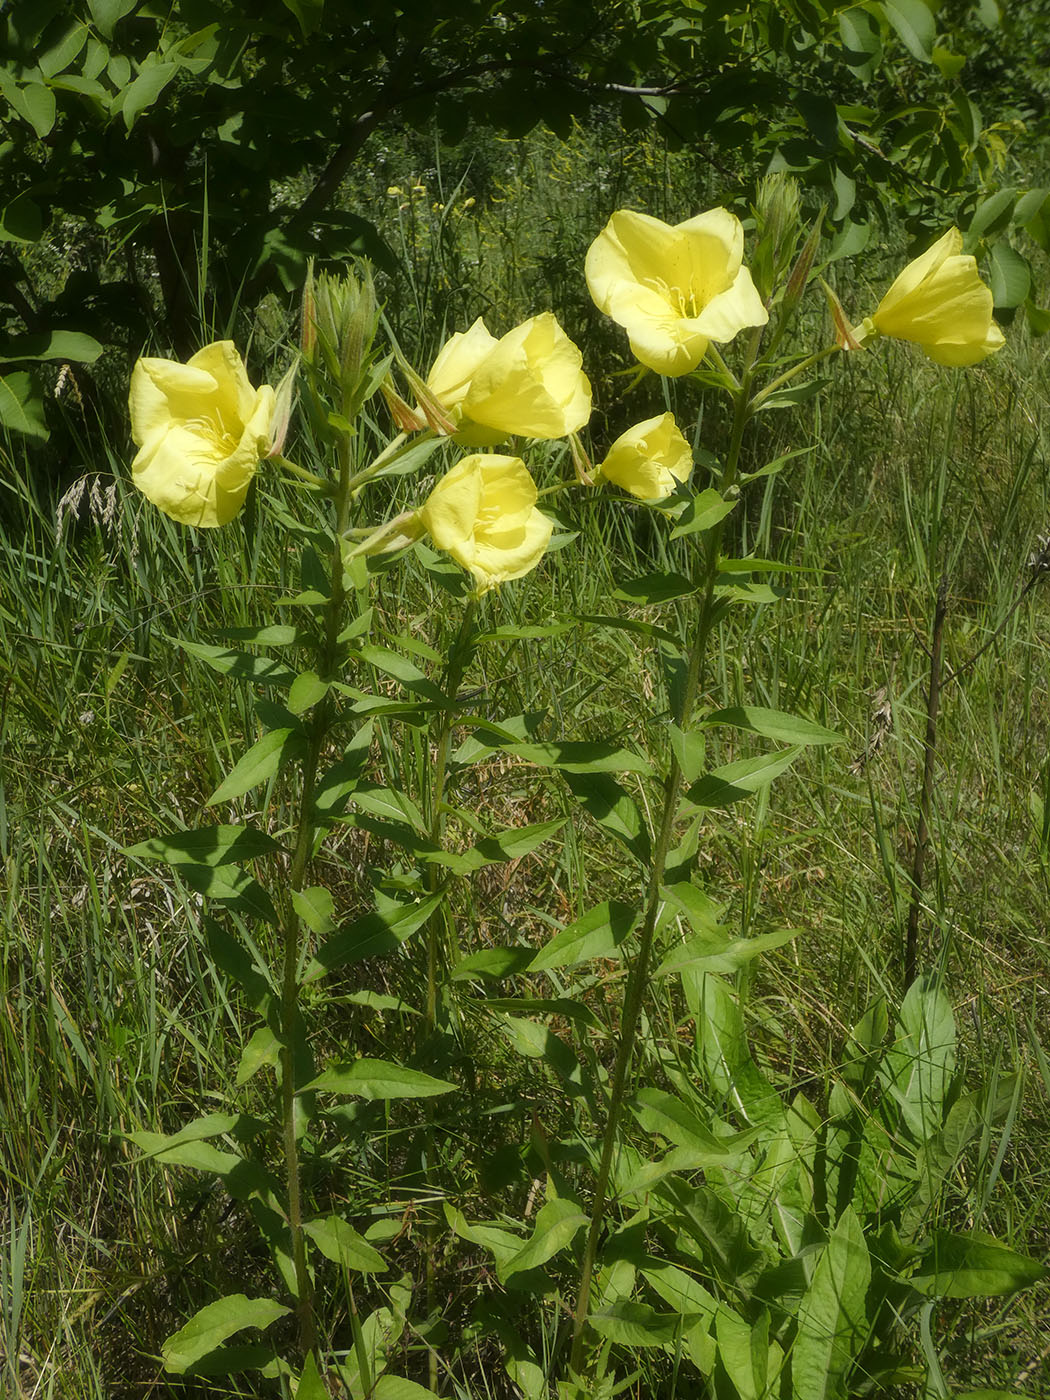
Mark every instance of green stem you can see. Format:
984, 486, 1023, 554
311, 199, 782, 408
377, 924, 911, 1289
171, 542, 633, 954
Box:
272, 454, 335, 493
424, 598, 477, 1031
568, 368, 756, 1376
748, 342, 840, 410
278, 422, 357, 1360
420, 597, 477, 1395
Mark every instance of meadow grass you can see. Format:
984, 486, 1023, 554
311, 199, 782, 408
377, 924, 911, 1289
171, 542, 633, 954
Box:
3, 135, 1050, 1397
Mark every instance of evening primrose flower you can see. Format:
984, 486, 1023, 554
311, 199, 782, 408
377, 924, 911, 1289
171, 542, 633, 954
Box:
419, 454, 553, 593
598, 412, 693, 501
426, 313, 591, 444
869, 228, 1005, 366
585, 208, 768, 376
129, 342, 275, 527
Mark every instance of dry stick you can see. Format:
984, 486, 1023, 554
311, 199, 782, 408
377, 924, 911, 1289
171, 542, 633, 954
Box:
904, 573, 947, 987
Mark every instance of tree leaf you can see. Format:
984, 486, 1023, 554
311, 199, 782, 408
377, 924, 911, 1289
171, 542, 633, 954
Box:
161, 1295, 289, 1374
883, 0, 936, 61
122, 59, 179, 129
302, 1058, 455, 1099
0, 372, 49, 440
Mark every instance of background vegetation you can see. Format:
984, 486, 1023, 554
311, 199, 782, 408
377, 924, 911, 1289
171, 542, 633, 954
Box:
3, 0, 1050, 1396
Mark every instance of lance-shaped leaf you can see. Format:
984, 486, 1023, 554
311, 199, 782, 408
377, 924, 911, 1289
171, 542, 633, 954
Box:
498, 1197, 588, 1282
701, 705, 841, 746
684, 746, 804, 809
909, 1230, 1048, 1298
304, 894, 443, 982
529, 900, 638, 972
174, 638, 296, 686
126, 825, 283, 867
208, 727, 306, 805
301, 1058, 455, 1099
670, 487, 738, 539
792, 1207, 870, 1400
561, 769, 652, 864
162, 1295, 289, 1374
303, 1215, 388, 1273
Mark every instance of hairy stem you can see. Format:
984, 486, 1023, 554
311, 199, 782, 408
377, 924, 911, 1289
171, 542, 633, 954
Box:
569, 370, 755, 1373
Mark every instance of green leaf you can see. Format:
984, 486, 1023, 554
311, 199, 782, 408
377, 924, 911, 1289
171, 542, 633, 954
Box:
467, 818, 564, 865
296, 1353, 329, 1400
450, 946, 535, 981
969, 189, 1016, 238
280, 0, 325, 36
883, 0, 936, 61
883, 975, 955, 1142
305, 894, 442, 982
0, 331, 104, 364
126, 824, 282, 867
303, 1215, 388, 1272
589, 1300, 691, 1347
631, 1089, 757, 1156
207, 728, 305, 805
180, 864, 279, 926
87, 0, 138, 37
500, 740, 652, 775
161, 1295, 289, 1374
990, 242, 1031, 309
0, 196, 44, 246
287, 670, 330, 714
122, 59, 178, 128
669, 488, 737, 539
528, 900, 638, 972
291, 885, 335, 935
498, 1197, 588, 1282
236, 1026, 280, 1086
667, 724, 706, 783
129, 1113, 240, 1160
702, 706, 841, 746
0, 372, 49, 440
302, 1058, 455, 1099
613, 571, 697, 605
792, 1207, 870, 1400
561, 769, 652, 864
685, 747, 804, 809
654, 926, 797, 979
910, 1230, 1048, 1298
19, 83, 58, 138
373, 1377, 442, 1400
175, 639, 296, 686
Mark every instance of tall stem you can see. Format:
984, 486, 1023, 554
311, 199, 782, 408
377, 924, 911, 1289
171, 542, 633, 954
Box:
419, 598, 476, 1394
278, 424, 357, 1358
569, 370, 755, 1374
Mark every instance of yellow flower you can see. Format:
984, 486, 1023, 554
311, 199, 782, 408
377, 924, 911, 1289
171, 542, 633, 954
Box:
871, 228, 1005, 366
426, 312, 591, 444
598, 412, 693, 501
420, 454, 553, 593
585, 208, 768, 376
129, 342, 275, 527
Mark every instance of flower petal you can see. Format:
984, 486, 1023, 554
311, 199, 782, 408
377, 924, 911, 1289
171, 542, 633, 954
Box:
693, 266, 769, 342
419, 455, 483, 560
874, 229, 960, 320
132, 424, 258, 528
427, 318, 499, 409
